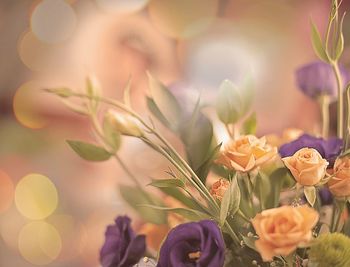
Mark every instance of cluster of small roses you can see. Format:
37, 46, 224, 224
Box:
209, 132, 349, 263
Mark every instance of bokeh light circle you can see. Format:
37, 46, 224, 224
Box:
18, 221, 62, 265
13, 81, 47, 129
15, 173, 58, 220
96, 0, 149, 14
48, 214, 87, 261
148, 0, 219, 38
0, 169, 15, 214
31, 0, 77, 43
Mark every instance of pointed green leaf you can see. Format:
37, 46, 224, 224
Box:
220, 184, 231, 226
220, 176, 240, 226
119, 185, 167, 224
67, 140, 111, 161
195, 143, 222, 183
229, 175, 241, 215
180, 111, 214, 173
140, 205, 209, 221
216, 80, 242, 124
146, 97, 172, 128
242, 112, 257, 135
158, 187, 200, 210
310, 21, 329, 62
147, 72, 182, 129
334, 13, 346, 60
304, 186, 316, 206
148, 178, 185, 189
103, 116, 121, 153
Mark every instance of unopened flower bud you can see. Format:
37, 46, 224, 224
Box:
210, 178, 230, 201
105, 110, 143, 137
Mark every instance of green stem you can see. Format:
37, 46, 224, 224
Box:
332, 200, 345, 232
332, 62, 344, 139
319, 94, 330, 138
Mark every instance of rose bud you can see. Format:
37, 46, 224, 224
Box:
328, 156, 350, 197
282, 147, 329, 186
104, 110, 143, 137
296, 61, 350, 99
252, 205, 319, 262
157, 220, 225, 267
279, 134, 342, 167
210, 178, 230, 201
216, 135, 277, 173
100, 216, 146, 267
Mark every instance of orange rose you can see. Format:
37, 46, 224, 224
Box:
282, 148, 328, 186
216, 135, 277, 172
252, 205, 319, 262
328, 156, 350, 197
210, 178, 230, 201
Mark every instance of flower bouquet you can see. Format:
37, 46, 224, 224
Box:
46, 1, 350, 266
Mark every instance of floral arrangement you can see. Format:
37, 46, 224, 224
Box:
46, 1, 350, 266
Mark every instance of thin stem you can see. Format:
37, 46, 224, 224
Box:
319, 94, 330, 138
332, 200, 345, 232
332, 62, 344, 138
114, 154, 142, 188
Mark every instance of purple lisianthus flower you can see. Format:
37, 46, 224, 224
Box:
279, 134, 342, 167
296, 61, 349, 99
100, 216, 146, 267
157, 220, 225, 267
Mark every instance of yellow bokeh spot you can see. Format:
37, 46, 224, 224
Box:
31, 0, 77, 44
15, 173, 58, 220
148, 0, 218, 39
13, 81, 47, 129
19, 221, 62, 265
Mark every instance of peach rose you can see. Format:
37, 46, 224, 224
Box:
282, 148, 328, 186
210, 179, 230, 201
328, 156, 350, 197
216, 135, 277, 172
252, 205, 319, 262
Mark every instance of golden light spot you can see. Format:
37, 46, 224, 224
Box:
18, 221, 62, 265
13, 81, 47, 129
95, 0, 149, 14
0, 169, 14, 214
48, 214, 87, 261
148, 0, 218, 39
31, 0, 77, 44
15, 173, 58, 220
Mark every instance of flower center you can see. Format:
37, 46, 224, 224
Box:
188, 251, 201, 261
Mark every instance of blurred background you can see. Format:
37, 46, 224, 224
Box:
0, 0, 350, 266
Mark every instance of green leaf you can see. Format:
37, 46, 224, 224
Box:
146, 97, 172, 129
180, 111, 214, 174
158, 187, 200, 210
67, 140, 111, 161
304, 186, 316, 206
310, 21, 329, 62
334, 13, 346, 60
140, 205, 209, 221
220, 175, 241, 226
44, 87, 73, 98
264, 167, 293, 209
216, 80, 242, 124
119, 185, 167, 224
255, 172, 271, 210
195, 143, 222, 183
241, 75, 255, 116
148, 178, 185, 189
147, 72, 182, 129
103, 116, 121, 153
242, 112, 257, 135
